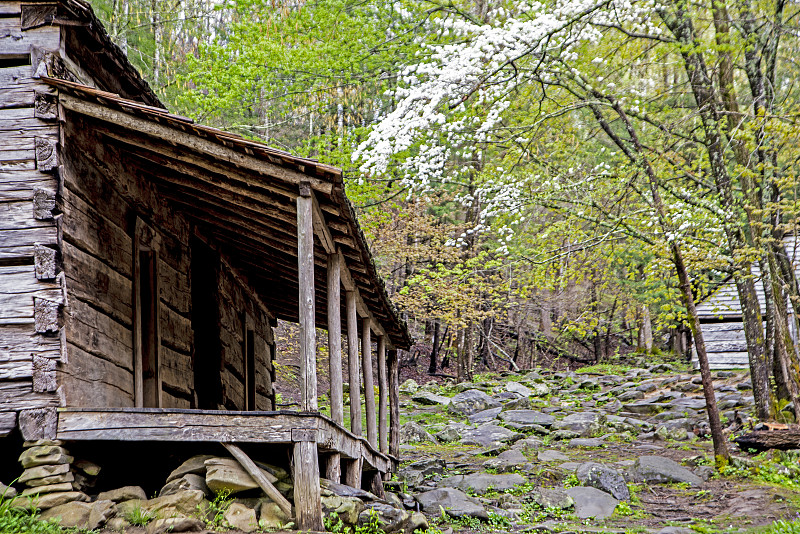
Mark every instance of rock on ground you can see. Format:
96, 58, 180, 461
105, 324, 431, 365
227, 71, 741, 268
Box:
448, 390, 501, 417
631, 455, 703, 486
566, 486, 619, 519
440, 473, 527, 495
575, 462, 630, 501
415, 487, 488, 519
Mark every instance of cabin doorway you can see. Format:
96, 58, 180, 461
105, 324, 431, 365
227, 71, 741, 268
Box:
191, 236, 222, 409
134, 219, 162, 408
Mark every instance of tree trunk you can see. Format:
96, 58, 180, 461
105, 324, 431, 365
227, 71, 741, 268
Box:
638, 305, 653, 352
428, 320, 440, 375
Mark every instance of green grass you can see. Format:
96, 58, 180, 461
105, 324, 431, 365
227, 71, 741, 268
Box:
0, 495, 70, 534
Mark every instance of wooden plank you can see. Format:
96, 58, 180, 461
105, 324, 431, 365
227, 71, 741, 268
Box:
160, 346, 193, 397
388, 349, 399, 459
158, 257, 190, 314
377, 335, 388, 454
59, 343, 134, 406
61, 185, 133, 277
0, 380, 59, 410
324, 452, 342, 484
0, 225, 57, 259
0, 2, 21, 15
344, 457, 362, 489
60, 95, 334, 195
62, 240, 133, 326
312, 193, 335, 254
327, 254, 344, 426
346, 290, 362, 436
56, 410, 296, 442
297, 190, 317, 412
292, 440, 324, 531
223, 443, 293, 517
0, 199, 52, 230
160, 305, 192, 354
65, 297, 133, 372
0, 352, 31, 380
0, 323, 60, 359
0, 265, 60, 322
0, 170, 56, 201
0, 26, 59, 55
362, 319, 377, 448
0, 411, 16, 437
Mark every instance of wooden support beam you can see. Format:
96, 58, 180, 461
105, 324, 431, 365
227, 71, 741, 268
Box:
388, 349, 400, 460
297, 184, 317, 412
312, 193, 336, 254
362, 319, 377, 448
327, 254, 344, 426
223, 443, 292, 517
324, 452, 342, 484
293, 439, 324, 531
346, 290, 362, 436
377, 335, 388, 454
60, 94, 334, 195
335, 250, 389, 341
344, 457, 362, 490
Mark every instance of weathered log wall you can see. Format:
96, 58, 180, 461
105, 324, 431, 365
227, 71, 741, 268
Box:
0, 5, 62, 435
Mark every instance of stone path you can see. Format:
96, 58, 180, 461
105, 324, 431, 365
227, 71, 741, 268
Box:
396, 364, 800, 533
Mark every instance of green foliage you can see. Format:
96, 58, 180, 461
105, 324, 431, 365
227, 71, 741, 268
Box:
563, 474, 580, 488
758, 518, 800, 534
0, 495, 69, 534
125, 505, 157, 526
203, 489, 233, 530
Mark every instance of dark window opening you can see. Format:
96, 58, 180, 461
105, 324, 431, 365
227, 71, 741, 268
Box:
0, 54, 31, 68
191, 237, 222, 410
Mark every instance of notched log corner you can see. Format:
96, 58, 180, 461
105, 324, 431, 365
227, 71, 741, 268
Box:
18, 407, 58, 441
34, 91, 58, 120
35, 137, 59, 172
34, 297, 60, 333
33, 355, 58, 393
34, 243, 59, 280
33, 187, 57, 219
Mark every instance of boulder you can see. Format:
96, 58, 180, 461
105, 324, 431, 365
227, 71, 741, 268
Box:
498, 410, 556, 428
28, 491, 89, 510
87, 499, 115, 530
575, 462, 630, 501
359, 503, 411, 533
205, 457, 275, 494
146, 517, 205, 534
441, 473, 526, 495
461, 423, 522, 447
527, 382, 551, 396
260, 501, 292, 530
468, 407, 502, 423
537, 450, 568, 462
39, 501, 92, 528
0, 481, 17, 499
506, 382, 533, 397
448, 390, 501, 417
19, 464, 70, 484
631, 456, 703, 486
399, 379, 419, 395
566, 487, 619, 519
400, 422, 437, 444
24, 472, 74, 487
552, 412, 605, 437
223, 502, 258, 532
21, 482, 74, 496
160, 474, 211, 498
412, 391, 451, 406
167, 455, 215, 482
321, 494, 364, 525
617, 390, 645, 401
435, 425, 461, 443
622, 401, 665, 415
416, 488, 488, 519
532, 488, 573, 509
116, 489, 207, 519
97, 486, 147, 503
18, 446, 73, 468
568, 438, 604, 448
321, 478, 378, 501
72, 460, 101, 477
502, 397, 532, 411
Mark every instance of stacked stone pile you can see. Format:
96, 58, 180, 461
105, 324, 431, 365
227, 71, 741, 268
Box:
16, 440, 93, 509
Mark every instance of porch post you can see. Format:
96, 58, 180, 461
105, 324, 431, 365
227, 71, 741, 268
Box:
295, 183, 323, 531
377, 335, 388, 454
362, 320, 377, 448
326, 253, 343, 482
388, 348, 400, 459
346, 290, 362, 436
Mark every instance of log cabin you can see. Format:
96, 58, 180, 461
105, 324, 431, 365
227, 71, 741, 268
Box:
692, 236, 800, 369
0, 0, 411, 528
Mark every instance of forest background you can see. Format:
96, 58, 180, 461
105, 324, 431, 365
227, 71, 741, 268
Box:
89, 0, 800, 426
